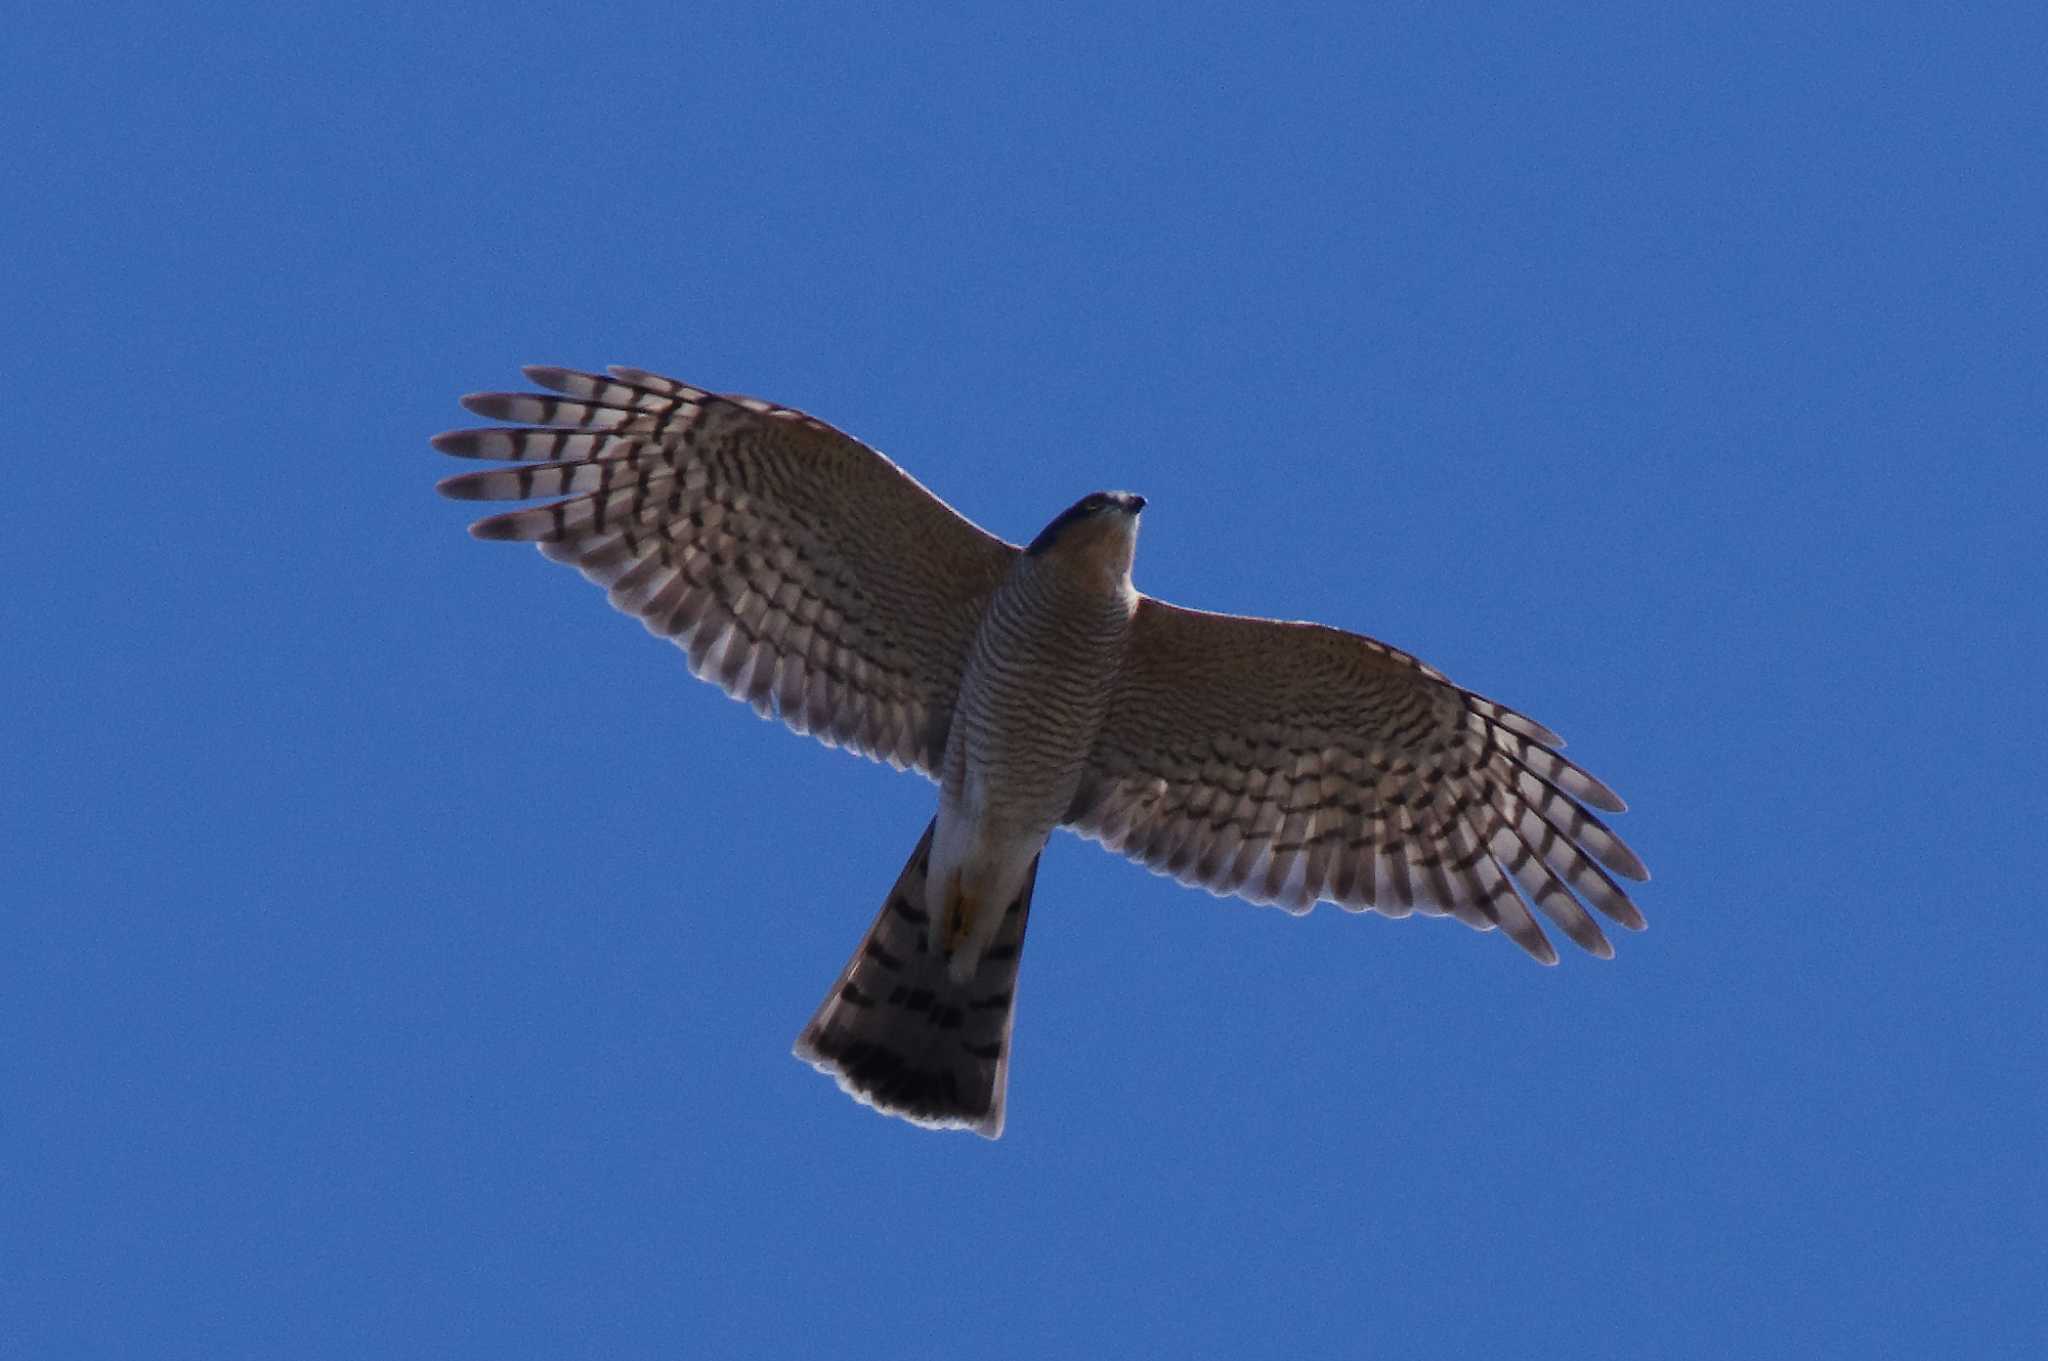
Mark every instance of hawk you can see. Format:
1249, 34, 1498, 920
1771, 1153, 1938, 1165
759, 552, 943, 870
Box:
435, 365, 1650, 1138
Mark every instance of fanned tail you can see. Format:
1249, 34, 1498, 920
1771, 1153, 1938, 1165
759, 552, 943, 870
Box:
795, 820, 1038, 1138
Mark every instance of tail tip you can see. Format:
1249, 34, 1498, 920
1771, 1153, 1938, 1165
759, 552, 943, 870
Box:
793, 1028, 1005, 1139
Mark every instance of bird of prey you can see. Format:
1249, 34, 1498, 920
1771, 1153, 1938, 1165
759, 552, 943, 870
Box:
435, 365, 1649, 1138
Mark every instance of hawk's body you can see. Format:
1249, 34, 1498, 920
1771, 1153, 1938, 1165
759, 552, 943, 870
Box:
437, 366, 1650, 1137
933, 513, 1141, 977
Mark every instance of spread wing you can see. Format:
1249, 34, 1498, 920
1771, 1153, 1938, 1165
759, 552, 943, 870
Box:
1065, 597, 1649, 962
435, 365, 1019, 775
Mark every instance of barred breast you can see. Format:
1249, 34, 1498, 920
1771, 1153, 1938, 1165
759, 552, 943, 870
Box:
942, 555, 1136, 836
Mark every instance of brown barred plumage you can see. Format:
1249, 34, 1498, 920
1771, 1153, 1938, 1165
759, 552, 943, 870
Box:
1063, 601, 1648, 963
435, 365, 1016, 772
796, 821, 1038, 1136
436, 365, 1651, 1137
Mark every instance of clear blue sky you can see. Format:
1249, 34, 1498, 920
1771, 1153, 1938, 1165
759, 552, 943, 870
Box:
7, 4, 2043, 1357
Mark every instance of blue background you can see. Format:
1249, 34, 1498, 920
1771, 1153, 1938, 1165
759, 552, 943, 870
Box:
8, 4, 2043, 1357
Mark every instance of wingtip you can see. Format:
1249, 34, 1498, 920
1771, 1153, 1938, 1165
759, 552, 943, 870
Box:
1576, 774, 1628, 815
431, 427, 521, 461
434, 471, 482, 501
467, 511, 527, 541
1610, 845, 1652, 884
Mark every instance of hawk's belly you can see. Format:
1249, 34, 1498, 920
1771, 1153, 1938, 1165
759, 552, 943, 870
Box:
924, 561, 1133, 972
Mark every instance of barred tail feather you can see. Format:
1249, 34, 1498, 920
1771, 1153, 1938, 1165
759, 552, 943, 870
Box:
795, 820, 1038, 1139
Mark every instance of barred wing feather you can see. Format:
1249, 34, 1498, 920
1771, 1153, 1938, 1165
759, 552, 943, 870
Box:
435, 366, 1018, 775
1066, 598, 1649, 962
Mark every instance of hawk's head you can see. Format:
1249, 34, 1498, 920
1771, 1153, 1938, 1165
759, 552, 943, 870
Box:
1026, 491, 1146, 554
1025, 491, 1146, 589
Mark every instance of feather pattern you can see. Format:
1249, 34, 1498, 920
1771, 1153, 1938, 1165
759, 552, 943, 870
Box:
435, 366, 1019, 774
1065, 598, 1650, 962
796, 820, 1037, 1138
436, 366, 1657, 1142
